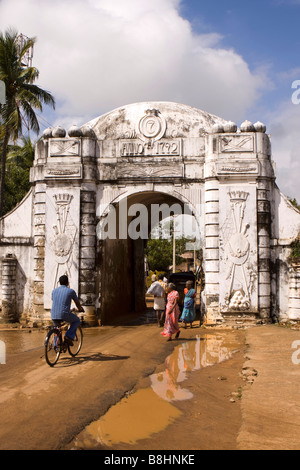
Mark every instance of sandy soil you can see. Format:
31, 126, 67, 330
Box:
0, 320, 299, 451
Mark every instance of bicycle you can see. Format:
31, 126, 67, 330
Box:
44, 316, 83, 367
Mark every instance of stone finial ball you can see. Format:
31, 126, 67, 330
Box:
52, 126, 66, 138
81, 126, 96, 138
240, 120, 255, 132
254, 121, 266, 133
42, 127, 53, 138
223, 121, 237, 133
68, 125, 83, 137
212, 123, 224, 134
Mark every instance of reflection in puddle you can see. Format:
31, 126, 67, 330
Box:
73, 333, 240, 449
151, 334, 238, 402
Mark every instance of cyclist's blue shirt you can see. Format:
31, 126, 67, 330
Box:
51, 285, 79, 320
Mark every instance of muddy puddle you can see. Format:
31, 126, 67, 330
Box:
0, 328, 105, 356
72, 333, 241, 449
0, 329, 46, 354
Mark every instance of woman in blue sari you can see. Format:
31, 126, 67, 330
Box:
181, 280, 196, 328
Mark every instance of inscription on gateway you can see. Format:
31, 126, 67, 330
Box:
119, 108, 182, 157
216, 161, 259, 175
117, 163, 183, 178
45, 166, 82, 178
119, 139, 182, 157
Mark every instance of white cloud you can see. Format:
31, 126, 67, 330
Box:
0, 0, 267, 130
268, 100, 300, 202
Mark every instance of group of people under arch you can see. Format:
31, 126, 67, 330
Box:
147, 274, 197, 342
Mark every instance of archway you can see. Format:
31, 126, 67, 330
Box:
96, 190, 202, 324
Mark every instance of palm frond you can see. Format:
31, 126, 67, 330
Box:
6, 135, 35, 168
0, 29, 55, 138
21, 83, 55, 108
20, 100, 40, 134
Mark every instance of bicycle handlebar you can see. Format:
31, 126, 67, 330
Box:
71, 308, 85, 313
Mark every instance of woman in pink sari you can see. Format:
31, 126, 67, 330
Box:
161, 283, 181, 342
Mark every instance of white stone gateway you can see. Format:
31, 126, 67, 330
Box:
0, 101, 299, 326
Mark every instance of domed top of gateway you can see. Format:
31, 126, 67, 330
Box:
81, 101, 229, 140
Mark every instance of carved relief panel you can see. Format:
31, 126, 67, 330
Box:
49, 139, 81, 157
219, 135, 256, 153
219, 186, 258, 312
44, 189, 80, 309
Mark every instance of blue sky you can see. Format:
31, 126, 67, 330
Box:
181, 0, 300, 119
0, 0, 300, 199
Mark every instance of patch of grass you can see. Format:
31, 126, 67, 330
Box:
289, 238, 300, 263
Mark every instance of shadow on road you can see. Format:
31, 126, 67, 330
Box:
54, 352, 130, 368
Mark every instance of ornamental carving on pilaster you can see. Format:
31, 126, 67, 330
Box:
50, 194, 77, 288
220, 190, 257, 312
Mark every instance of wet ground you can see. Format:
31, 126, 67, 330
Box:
71, 332, 241, 449
0, 314, 300, 450
0, 329, 46, 355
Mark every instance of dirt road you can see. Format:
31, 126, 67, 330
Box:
0, 320, 299, 451
238, 325, 300, 450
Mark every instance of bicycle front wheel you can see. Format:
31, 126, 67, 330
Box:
45, 330, 61, 367
68, 326, 83, 357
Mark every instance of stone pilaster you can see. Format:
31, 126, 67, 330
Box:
256, 130, 274, 320
79, 190, 97, 325
204, 180, 220, 324
0, 254, 17, 322
203, 131, 221, 324
32, 183, 46, 321
79, 137, 98, 325
257, 186, 271, 318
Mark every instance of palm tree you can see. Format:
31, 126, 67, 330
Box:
1, 136, 35, 214
0, 29, 55, 216
7, 135, 35, 169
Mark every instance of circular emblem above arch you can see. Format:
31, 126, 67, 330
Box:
138, 109, 167, 142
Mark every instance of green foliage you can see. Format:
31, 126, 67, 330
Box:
146, 270, 165, 289
146, 217, 198, 272
146, 239, 174, 272
0, 28, 55, 139
290, 238, 300, 261
1, 136, 34, 214
3, 161, 31, 214
0, 28, 55, 216
7, 135, 34, 168
286, 197, 300, 263
145, 237, 191, 272
288, 197, 300, 211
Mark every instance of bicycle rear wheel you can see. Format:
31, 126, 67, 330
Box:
68, 326, 83, 357
45, 329, 61, 367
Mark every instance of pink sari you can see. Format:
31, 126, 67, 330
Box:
161, 290, 180, 338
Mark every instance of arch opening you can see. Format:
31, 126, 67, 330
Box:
96, 191, 202, 324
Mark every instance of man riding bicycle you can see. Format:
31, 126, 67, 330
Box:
51, 275, 84, 346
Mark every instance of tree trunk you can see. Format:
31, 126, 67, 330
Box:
0, 128, 10, 218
